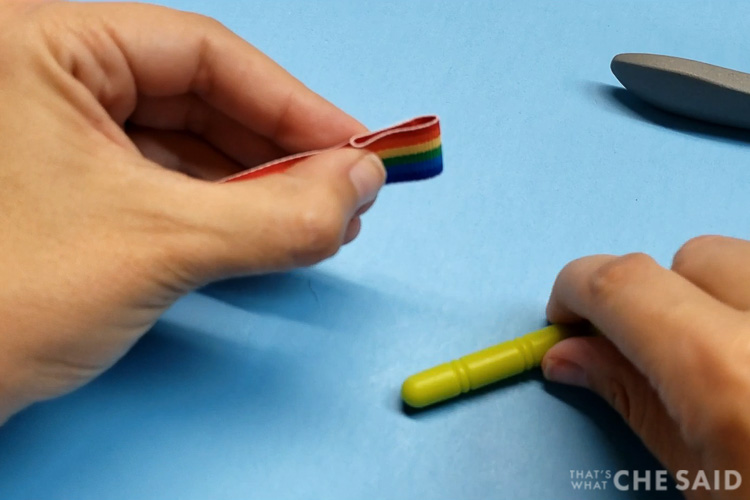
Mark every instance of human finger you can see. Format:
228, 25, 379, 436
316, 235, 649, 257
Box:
543, 336, 702, 474
545, 253, 747, 442
128, 127, 241, 180
40, 1, 366, 151
129, 94, 286, 168
164, 148, 385, 282
671, 235, 750, 310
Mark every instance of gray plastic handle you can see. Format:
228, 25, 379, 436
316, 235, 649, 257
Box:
611, 53, 750, 129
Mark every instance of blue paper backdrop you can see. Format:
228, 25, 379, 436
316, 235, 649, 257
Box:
3, 1, 750, 498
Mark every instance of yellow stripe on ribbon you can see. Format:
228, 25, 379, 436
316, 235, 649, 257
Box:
377, 137, 442, 160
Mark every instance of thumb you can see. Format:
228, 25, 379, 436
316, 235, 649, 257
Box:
175, 147, 385, 282
542, 336, 700, 473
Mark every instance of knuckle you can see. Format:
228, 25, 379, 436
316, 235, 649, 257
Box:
669, 333, 750, 447
184, 96, 209, 135
588, 253, 655, 302
600, 360, 659, 439
671, 235, 720, 275
186, 11, 226, 31
682, 397, 748, 451
183, 14, 231, 99
291, 190, 345, 263
606, 378, 633, 423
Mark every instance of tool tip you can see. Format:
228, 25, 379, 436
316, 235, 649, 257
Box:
400, 376, 429, 408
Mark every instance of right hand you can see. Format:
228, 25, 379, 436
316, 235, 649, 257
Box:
542, 237, 750, 499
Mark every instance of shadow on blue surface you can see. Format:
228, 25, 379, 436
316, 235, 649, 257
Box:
587, 82, 750, 147
0, 268, 422, 458
544, 382, 683, 499
401, 369, 685, 499
17, 317, 299, 425
201, 269, 399, 330
103, 320, 292, 404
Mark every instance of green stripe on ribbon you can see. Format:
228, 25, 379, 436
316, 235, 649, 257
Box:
382, 146, 442, 168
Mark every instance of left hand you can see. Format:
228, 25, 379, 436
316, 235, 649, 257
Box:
0, 1, 384, 422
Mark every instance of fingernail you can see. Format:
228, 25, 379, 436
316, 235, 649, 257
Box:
542, 358, 588, 388
349, 153, 385, 206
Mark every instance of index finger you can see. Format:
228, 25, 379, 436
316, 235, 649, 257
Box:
49, 2, 365, 151
546, 253, 746, 397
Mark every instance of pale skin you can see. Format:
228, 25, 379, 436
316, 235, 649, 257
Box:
543, 242, 750, 499
0, 1, 747, 499
0, 0, 384, 417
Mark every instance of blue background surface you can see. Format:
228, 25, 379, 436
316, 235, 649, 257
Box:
2, 1, 750, 499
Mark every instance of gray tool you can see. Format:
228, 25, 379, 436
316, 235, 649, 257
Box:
611, 53, 750, 129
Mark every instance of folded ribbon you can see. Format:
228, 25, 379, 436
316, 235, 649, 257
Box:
220, 115, 442, 184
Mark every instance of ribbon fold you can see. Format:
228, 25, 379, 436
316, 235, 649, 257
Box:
220, 115, 442, 184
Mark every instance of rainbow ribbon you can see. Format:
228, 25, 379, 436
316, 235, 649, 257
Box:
220, 115, 442, 184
